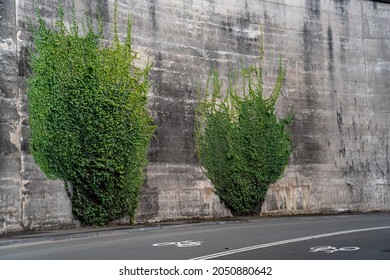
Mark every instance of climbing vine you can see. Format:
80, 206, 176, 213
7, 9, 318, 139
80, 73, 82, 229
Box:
196, 36, 292, 215
27, 1, 155, 226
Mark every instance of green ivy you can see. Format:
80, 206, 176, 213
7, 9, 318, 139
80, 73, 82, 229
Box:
196, 38, 292, 215
27, 1, 155, 226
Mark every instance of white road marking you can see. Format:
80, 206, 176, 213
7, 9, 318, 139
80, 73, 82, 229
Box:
153, 240, 204, 247
191, 225, 390, 260
309, 245, 360, 253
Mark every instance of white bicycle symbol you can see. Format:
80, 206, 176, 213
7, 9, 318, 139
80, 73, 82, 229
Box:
153, 240, 204, 248
309, 246, 360, 254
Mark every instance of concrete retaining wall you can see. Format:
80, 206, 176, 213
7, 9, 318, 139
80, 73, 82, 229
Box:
1, 0, 390, 233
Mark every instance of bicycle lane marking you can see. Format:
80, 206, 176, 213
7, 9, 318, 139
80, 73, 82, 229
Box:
153, 240, 204, 247
190, 225, 390, 260
309, 246, 360, 253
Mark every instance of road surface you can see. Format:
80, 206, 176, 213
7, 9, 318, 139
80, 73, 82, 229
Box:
1, 213, 390, 260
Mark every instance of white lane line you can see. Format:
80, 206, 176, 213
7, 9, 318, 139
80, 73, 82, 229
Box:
190, 225, 390, 260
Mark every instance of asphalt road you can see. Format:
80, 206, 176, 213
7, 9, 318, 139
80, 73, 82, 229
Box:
1, 213, 390, 260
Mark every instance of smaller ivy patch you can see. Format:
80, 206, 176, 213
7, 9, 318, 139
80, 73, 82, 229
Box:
195, 37, 292, 215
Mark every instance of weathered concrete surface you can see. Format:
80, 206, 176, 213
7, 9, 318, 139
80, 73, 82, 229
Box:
1, 0, 76, 233
136, 163, 231, 222
262, 0, 390, 215
1, 0, 390, 233
1, 0, 20, 233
